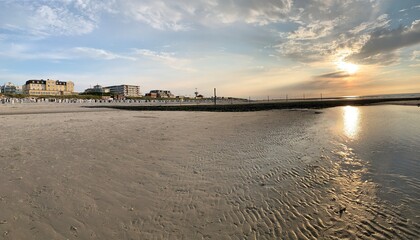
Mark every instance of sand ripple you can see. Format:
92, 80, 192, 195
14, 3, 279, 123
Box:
0, 109, 418, 239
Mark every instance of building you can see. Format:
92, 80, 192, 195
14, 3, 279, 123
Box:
145, 90, 175, 98
104, 85, 141, 97
15, 85, 23, 94
1, 82, 17, 94
23, 79, 74, 96
84, 84, 110, 94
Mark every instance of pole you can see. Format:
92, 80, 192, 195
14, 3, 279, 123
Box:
214, 88, 217, 105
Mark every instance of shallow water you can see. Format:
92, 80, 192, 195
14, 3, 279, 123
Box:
326, 105, 420, 210
321, 105, 420, 238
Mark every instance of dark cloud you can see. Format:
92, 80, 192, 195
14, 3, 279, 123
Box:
277, 78, 345, 94
347, 21, 420, 65
275, 74, 381, 97
278, 72, 351, 93
316, 71, 350, 79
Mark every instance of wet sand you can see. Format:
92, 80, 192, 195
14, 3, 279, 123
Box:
382, 100, 420, 106
0, 105, 418, 239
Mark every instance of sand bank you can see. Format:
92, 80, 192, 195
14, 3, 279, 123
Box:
86, 97, 420, 112
381, 100, 420, 106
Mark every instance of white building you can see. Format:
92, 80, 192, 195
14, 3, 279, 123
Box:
104, 85, 141, 97
1, 82, 17, 94
84, 84, 110, 94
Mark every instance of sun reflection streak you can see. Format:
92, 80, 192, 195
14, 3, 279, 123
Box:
343, 106, 360, 139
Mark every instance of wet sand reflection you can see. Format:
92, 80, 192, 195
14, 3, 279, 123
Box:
343, 106, 360, 139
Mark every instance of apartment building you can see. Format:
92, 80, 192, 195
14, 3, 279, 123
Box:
104, 85, 141, 97
1, 82, 17, 94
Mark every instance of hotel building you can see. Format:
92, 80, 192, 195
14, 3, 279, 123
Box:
23, 79, 74, 96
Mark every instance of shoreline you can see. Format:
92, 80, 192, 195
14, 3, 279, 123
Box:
0, 97, 418, 116
85, 97, 420, 112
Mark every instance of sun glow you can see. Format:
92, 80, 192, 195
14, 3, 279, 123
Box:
337, 61, 359, 74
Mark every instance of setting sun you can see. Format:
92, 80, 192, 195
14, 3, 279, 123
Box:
337, 61, 359, 74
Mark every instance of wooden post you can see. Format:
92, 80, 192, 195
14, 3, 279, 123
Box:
214, 88, 217, 105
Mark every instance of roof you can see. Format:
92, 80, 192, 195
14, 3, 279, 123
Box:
26, 80, 46, 85
25, 79, 68, 85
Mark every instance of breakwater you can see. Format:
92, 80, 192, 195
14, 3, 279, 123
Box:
86, 97, 420, 112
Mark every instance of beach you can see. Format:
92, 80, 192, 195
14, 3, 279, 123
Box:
0, 104, 419, 239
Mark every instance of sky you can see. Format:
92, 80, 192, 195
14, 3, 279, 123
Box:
0, 0, 419, 98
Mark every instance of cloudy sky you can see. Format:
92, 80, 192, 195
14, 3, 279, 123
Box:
0, 0, 419, 98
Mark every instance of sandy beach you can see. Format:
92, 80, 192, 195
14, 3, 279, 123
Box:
0, 104, 418, 239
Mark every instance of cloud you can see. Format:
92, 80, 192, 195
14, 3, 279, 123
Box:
278, 78, 345, 94
133, 49, 195, 71
0, 0, 294, 34
206, 0, 293, 25
275, 40, 335, 62
287, 19, 338, 40
0, 44, 135, 61
29, 5, 96, 36
409, 50, 420, 67
0, 0, 116, 38
119, 0, 293, 30
277, 72, 370, 96
123, 1, 190, 31
346, 20, 420, 65
411, 50, 420, 61
71, 47, 136, 61
274, 2, 420, 68
349, 14, 390, 35
316, 71, 350, 79
274, 0, 382, 63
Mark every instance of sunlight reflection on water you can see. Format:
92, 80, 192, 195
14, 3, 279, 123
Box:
343, 106, 360, 139
323, 105, 420, 234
